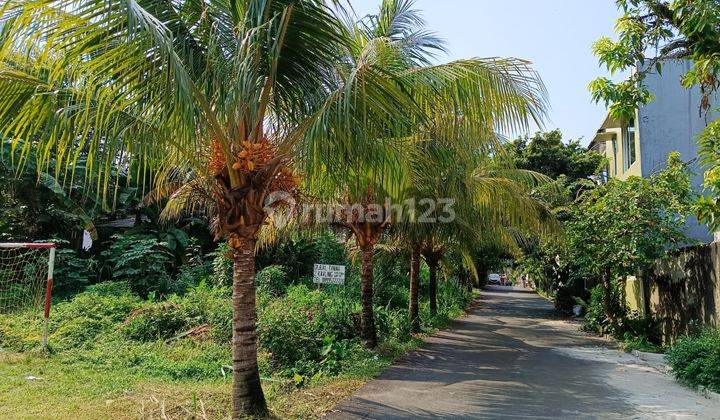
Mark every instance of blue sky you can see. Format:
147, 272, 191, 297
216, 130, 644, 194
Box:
348, 0, 626, 145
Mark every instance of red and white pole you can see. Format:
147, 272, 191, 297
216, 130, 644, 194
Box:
41, 245, 56, 351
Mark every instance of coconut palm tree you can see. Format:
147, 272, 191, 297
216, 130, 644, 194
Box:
0, 0, 546, 414
300, 0, 547, 347
396, 136, 553, 328
0, 0, 424, 416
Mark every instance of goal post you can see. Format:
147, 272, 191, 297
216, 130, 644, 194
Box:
0, 242, 56, 351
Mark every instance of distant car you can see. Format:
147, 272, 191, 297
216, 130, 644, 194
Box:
488, 273, 501, 284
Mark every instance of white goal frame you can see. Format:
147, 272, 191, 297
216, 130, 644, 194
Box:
0, 242, 56, 350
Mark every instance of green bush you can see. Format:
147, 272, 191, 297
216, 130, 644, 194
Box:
583, 283, 625, 335
256, 265, 289, 296
122, 301, 187, 341
48, 282, 142, 351
554, 279, 588, 314
179, 282, 233, 342
101, 233, 175, 298
618, 312, 661, 349
259, 298, 321, 373
170, 238, 213, 294
120, 282, 232, 342
666, 329, 720, 392
51, 282, 141, 325
0, 235, 475, 387
210, 242, 233, 286
256, 236, 318, 280
315, 231, 347, 266
257, 285, 362, 377
172, 260, 213, 295
581, 283, 662, 352
53, 248, 96, 295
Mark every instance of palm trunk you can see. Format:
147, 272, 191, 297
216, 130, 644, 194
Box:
360, 244, 378, 348
428, 259, 438, 317
231, 239, 266, 418
408, 245, 421, 333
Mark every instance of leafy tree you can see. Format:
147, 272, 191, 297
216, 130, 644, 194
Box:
396, 138, 552, 330
565, 152, 693, 329
509, 130, 603, 301
590, 0, 720, 120
508, 130, 605, 182
0, 141, 100, 242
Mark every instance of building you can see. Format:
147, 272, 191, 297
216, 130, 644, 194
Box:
588, 59, 718, 244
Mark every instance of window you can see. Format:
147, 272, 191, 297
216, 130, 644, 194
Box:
623, 119, 636, 171
611, 134, 618, 176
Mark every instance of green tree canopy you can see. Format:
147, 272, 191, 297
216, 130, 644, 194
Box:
589, 0, 720, 122
566, 152, 693, 326
507, 130, 604, 183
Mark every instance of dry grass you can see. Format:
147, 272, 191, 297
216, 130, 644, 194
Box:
0, 352, 365, 420
104, 377, 364, 419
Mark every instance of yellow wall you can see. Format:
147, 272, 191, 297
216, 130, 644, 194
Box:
592, 113, 642, 181
624, 276, 645, 316
617, 113, 642, 180
591, 113, 646, 315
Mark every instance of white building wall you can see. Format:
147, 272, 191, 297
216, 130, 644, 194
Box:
638, 60, 718, 243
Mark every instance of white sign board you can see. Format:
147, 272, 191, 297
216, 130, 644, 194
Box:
313, 263, 346, 285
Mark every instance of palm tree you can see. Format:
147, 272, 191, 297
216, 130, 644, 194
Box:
0, 0, 546, 413
0, 0, 422, 415
299, 0, 547, 347
397, 137, 553, 326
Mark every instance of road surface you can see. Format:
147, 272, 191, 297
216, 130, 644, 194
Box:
328, 286, 720, 419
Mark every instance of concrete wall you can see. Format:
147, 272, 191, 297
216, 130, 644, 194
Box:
638, 60, 717, 243
636, 242, 720, 343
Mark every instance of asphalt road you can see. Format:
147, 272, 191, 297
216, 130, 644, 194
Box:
327, 285, 720, 419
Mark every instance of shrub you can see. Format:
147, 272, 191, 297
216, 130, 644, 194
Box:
256, 236, 318, 279
41, 283, 142, 351
257, 285, 362, 377
0, 311, 43, 351
122, 301, 188, 341
583, 283, 625, 335
375, 306, 412, 341
53, 248, 96, 295
178, 282, 233, 342
618, 312, 661, 348
52, 282, 141, 325
210, 242, 233, 286
256, 265, 289, 296
120, 282, 232, 343
666, 329, 720, 393
172, 260, 213, 295
315, 231, 347, 266
101, 233, 175, 298
554, 279, 588, 314
52, 316, 116, 350
580, 283, 662, 352
170, 238, 213, 294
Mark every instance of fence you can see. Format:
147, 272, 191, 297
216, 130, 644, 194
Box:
627, 241, 720, 343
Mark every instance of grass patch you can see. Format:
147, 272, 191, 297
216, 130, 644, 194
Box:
0, 322, 434, 419
0, 278, 474, 419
